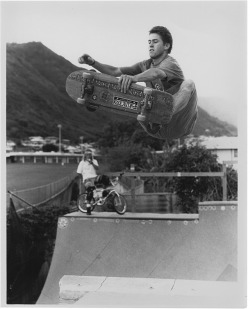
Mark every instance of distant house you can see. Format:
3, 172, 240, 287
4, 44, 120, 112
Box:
62, 139, 70, 145
30, 136, 45, 149
29, 136, 45, 143
21, 136, 45, 150
188, 136, 238, 169
65, 146, 81, 154
199, 136, 237, 161
45, 136, 58, 144
6, 140, 16, 152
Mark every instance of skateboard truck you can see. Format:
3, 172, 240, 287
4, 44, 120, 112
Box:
137, 88, 153, 122
77, 72, 94, 104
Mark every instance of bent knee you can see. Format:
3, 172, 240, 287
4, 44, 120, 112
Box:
181, 79, 195, 92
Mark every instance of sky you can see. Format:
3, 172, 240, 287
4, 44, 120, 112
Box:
1, 0, 247, 127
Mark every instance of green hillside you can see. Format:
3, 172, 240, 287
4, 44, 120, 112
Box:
6, 42, 237, 144
7, 42, 115, 142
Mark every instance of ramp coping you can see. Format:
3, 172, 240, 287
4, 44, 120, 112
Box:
65, 212, 199, 221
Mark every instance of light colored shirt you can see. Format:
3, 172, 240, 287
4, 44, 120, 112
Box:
120, 55, 184, 93
77, 159, 98, 182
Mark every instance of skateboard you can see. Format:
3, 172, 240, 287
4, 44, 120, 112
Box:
66, 70, 174, 125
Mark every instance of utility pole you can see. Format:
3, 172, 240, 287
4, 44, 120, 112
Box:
80, 136, 84, 154
57, 124, 62, 153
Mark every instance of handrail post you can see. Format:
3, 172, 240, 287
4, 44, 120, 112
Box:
131, 176, 136, 213
79, 177, 82, 194
222, 163, 227, 201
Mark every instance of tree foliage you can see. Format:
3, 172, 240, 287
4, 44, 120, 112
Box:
98, 120, 165, 150
42, 143, 59, 152
103, 143, 151, 172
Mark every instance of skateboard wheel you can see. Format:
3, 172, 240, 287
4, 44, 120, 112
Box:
144, 87, 153, 95
137, 114, 146, 122
86, 103, 99, 112
77, 98, 86, 104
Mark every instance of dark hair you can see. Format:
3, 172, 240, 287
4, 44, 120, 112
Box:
149, 26, 173, 53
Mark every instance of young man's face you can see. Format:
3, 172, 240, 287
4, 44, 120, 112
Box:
148, 33, 169, 59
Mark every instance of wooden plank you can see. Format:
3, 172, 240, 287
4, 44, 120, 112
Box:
199, 201, 237, 206
223, 160, 238, 165
107, 172, 224, 177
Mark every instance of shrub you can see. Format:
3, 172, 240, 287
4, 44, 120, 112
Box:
42, 143, 59, 152
147, 143, 237, 212
7, 202, 71, 304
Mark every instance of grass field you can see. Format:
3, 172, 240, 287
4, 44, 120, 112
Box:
6, 163, 78, 192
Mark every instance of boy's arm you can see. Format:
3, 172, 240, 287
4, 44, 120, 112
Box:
92, 159, 99, 170
92, 61, 122, 77
118, 68, 166, 93
78, 54, 122, 77
78, 54, 166, 92
134, 68, 166, 82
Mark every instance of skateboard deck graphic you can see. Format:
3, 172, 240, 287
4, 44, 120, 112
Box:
66, 70, 174, 125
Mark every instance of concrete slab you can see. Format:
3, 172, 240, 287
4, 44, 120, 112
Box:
58, 275, 243, 307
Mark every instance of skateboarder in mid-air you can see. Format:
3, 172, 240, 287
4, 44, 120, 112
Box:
78, 26, 198, 141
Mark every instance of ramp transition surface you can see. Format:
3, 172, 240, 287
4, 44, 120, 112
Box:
37, 204, 238, 305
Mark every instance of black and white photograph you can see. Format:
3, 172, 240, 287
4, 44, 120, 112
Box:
1, 0, 248, 307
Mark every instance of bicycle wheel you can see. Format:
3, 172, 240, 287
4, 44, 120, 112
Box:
77, 193, 94, 213
113, 194, 127, 215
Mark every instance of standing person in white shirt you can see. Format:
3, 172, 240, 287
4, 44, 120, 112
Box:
77, 149, 99, 214
77, 148, 99, 188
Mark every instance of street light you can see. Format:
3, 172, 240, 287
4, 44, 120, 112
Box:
57, 124, 62, 153
130, 164, 135, 172
80, 136, 84, 154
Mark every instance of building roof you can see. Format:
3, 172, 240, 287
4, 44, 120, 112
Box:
29, 136, 44, 142
199, 136, 238, 150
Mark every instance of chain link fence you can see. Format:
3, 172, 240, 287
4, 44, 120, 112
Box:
8, 172, 77, 212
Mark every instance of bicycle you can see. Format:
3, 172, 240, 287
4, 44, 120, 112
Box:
77, 176, 127, 215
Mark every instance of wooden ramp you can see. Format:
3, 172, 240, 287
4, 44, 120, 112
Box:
37, 204, 241, 306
